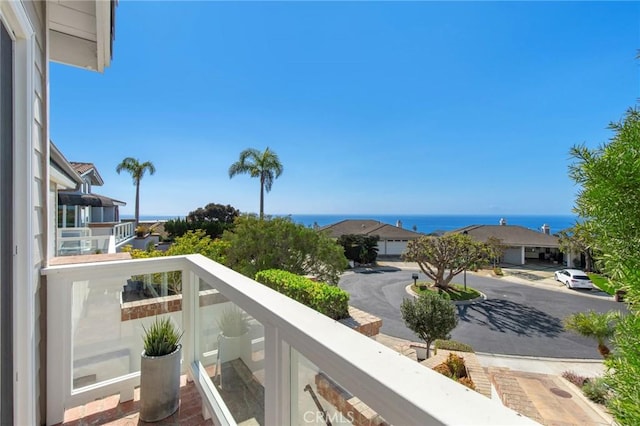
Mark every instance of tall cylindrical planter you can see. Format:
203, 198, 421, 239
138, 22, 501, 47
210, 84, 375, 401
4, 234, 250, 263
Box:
140, 344, 182, 422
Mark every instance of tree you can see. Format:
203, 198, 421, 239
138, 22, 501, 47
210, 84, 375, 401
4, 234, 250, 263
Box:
563, 311, 620, 358
187, 203, 239, 224
484, 237, 505, 268
222, 215, 348, 284
165, 203, 240, 239
228, 147, 283, 219
568, 107, 640, 423
558, 223, 595, 271
400, 292, 458, 359
402, 234, 489, 290
116, 157, 156, 226
337, 234, 380, 264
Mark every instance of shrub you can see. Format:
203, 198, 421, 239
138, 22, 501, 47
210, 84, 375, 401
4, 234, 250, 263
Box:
562, 370, 589, 387
255, 269, 349, 320
434, 339, 474, 354
458, 376, 476, 390
432, 363, 452, 377
444, 353, 467, 378
493, 267, 503, 276
582, 377, 610, 405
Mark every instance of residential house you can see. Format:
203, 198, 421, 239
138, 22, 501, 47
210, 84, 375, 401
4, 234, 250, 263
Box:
55, 158, 134, 255
450, 219, 562, 266
1, 1, 531, 424
320, 219, 423, 256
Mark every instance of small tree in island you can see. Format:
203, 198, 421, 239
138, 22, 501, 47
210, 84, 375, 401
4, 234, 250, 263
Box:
402, 233, 489, 291
401, 292, 458, 359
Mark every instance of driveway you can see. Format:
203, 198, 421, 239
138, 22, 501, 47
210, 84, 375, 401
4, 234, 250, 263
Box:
339, 269, 625, 359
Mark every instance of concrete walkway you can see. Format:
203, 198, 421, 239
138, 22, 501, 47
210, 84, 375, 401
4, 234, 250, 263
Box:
375, 334, 613, 426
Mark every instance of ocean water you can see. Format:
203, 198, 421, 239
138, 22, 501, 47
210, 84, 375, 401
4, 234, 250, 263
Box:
128, 214, 577, 235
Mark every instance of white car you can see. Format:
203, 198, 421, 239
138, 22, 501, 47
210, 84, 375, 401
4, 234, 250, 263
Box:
554, 269, 594, 290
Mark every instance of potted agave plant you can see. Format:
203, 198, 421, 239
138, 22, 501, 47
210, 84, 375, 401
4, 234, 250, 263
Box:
217, 306, 251, 364
140, 317, 183, 422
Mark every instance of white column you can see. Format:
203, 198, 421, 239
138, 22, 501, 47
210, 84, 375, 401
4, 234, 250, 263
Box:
264, 325, 291, 426
46, 273, 73, 425
520, 246, 525, 265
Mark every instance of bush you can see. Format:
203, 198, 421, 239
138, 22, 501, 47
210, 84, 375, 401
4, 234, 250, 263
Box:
493, 267, 503, 276
458, 376, 476, 390
432, 363, 452, 377
434, 339, 474, 354
255, 269, 349, 320
582, 377, 610, 405
445, 353, 467, 378
562, 370, 589, 387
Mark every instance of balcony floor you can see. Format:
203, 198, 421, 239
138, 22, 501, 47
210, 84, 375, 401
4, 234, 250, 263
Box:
55, 375, 213, 426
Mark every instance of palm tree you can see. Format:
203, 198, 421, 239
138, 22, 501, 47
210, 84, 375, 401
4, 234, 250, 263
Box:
564, 310, 620, 358
116, 157, 156, 226
228, 147, 283, 219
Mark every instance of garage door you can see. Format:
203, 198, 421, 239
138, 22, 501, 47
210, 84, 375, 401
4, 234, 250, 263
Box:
385, 240, 408, 256
503, 247, 522, 265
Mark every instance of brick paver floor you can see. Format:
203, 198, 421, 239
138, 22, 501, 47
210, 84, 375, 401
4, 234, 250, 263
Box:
54, 375, 213, 426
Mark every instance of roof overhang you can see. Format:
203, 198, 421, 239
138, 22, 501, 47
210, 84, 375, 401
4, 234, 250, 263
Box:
49, 0, 116, 72
50, 142, 83, 190
58, 192, 126, 207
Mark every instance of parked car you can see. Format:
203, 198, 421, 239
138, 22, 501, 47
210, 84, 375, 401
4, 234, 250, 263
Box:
554, 269, 594, 290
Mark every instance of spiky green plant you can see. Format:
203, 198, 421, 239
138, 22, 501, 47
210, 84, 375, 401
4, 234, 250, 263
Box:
217, 306, 250, 338
563, 310, 620, 358
142, 317, 183, 357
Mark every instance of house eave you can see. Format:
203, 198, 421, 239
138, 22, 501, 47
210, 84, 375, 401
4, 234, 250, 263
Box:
48, 0, 115, 72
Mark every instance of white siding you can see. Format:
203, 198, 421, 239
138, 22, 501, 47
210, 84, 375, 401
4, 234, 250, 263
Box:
21, 1, 48, 424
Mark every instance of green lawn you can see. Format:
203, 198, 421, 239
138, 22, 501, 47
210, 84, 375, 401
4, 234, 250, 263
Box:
412, 282, 481, 301
588, 273, 616, 295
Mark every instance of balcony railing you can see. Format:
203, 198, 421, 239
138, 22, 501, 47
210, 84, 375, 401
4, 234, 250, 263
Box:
56, 223, 135, 256
113, 221, 135, 245
43, 255, 535, 426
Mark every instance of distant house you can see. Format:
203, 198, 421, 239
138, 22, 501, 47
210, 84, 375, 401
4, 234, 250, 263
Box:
53, 153, 134, 256
58, 161, 126, 227
319, 219, 423, 256
449, 220, 562, 266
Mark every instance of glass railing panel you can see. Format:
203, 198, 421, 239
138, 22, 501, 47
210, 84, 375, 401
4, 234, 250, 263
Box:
197, 277, 265, 425
71, 270, 184, 390
292, 348, 384, 426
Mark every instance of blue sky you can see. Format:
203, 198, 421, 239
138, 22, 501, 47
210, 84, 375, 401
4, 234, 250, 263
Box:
51, 1, 639, 217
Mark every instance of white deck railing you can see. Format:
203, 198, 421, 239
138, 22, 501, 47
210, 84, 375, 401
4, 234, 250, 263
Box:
42, 255, 535, 426
113, 221, 135, 245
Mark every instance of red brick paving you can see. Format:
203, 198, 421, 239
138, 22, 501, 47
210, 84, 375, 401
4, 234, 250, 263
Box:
54, 376, 213, 426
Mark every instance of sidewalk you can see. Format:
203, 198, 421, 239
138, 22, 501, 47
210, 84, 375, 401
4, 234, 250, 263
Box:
375, 333, 613, 426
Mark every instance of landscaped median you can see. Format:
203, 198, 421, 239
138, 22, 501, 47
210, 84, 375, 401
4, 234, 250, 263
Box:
407, 282, 486, 305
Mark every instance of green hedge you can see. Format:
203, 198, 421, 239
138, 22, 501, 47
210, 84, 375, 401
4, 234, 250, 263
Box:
255, 269, 349, 320
434, 339, 474, 354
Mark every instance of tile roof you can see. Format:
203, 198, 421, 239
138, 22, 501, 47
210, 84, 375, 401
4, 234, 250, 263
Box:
449, 225, 559, 247
70, 162, 104, 186
319, 219, 423, 240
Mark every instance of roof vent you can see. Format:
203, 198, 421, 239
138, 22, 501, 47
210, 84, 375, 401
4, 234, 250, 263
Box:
499, 218, 507, 226
541, 224, 550, 235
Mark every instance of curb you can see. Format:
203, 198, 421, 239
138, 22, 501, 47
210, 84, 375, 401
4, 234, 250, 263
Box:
475, 352, 605, 363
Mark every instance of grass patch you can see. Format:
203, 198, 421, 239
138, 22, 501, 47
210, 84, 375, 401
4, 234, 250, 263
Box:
412, 282, 481, 301
588, 273, 616, 295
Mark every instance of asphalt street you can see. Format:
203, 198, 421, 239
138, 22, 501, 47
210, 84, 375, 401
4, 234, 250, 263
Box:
339, 268, 625, 359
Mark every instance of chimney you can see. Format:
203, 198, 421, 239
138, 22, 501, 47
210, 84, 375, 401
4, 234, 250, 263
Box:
396, 220, 403, 228
499, 218, 507, 226
541, 224, 550, 235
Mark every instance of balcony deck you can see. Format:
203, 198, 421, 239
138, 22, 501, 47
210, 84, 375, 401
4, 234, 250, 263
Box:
56, 375, 213, 426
